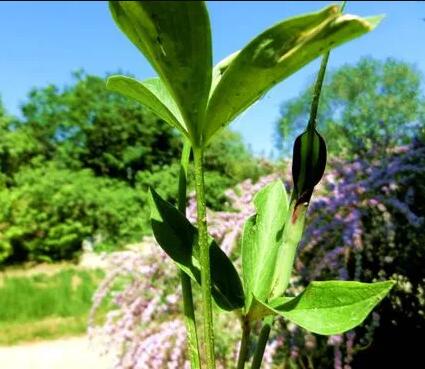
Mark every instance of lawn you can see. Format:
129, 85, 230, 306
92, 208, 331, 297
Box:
0, 266, 105, 345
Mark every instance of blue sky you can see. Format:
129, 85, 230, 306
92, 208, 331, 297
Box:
1, 1, 424, 157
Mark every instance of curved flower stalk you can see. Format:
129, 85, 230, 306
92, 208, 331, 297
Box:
105, 2, 387, 368
238, 4, 393, 368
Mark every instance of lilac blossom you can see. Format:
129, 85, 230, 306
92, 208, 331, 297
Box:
90, 142, 424, 368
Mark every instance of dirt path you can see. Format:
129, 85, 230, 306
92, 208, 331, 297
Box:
0, 336, 114, 369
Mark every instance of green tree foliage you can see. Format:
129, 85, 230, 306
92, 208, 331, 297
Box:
0, 100, 40, 184
135, 130, 270, 211
0, 73, 262, 264
202, 129, 269, 210
0, 162, 147, 264
204, 130, 265, 183
276, 57, 425, 158
18, 71, 181, 182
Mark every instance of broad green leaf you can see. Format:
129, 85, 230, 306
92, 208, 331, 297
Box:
242, 180, 288, 312
149, 188, 244, 311
253, 280, 395, 335
241, 215, 256, 310
269, 200, 307, 300
211, 50, 240, 95
204, 5, 384, 142
109, 1, 212, 143
106, 75, 187, 134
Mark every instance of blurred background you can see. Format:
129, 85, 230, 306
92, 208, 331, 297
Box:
0, 1, 424, 369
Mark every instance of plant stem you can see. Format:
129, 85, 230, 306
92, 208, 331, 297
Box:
181, 273, 201, 369
307, 51, 330, 131
307, 0, 346, 130
250, 3, 347, 367
250, 316, 273, 369
178, 139, 191, 214
193, 146, 216, 369
236, 317, 251, 369
178, 140, 201, 369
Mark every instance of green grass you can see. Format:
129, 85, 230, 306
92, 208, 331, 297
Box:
0, 316, 89, 345
0, 267, 105, 345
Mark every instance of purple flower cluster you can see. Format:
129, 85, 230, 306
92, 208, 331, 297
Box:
88, 244, 187, 369
299, 142, 424, 282
293, 141, 425, 369
90, 141, 424, 369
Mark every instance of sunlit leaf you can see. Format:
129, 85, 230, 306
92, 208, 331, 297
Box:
107, 75, 187, 134
149, 188, 244, 311
109, 1, 212, 143
253, 280, 395, 334
211, 50, 240, 95
242, 180, 288, 312
204, 5, 384, 142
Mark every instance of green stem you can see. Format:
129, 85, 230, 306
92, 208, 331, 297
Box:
307, 354, 315, 369
193, 146, 216, 369
281, 0, 347, 293
307, 0, 346, 130
236, 317, 251, 369
307, 52, 330, 131
250, 316, 273, 369
178, 140, 191, 213
251, 3, 347, 367
278, 0, 347, 297
181, 273, 201, 369
178, 140, 201, 369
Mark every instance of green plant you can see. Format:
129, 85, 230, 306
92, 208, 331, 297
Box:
16, 72, 181, 183
276, 57, 425, 158
0, 267, 104, 345
107, 2, 393, 368
136, 128, 262, 211
0, 163, 147, 263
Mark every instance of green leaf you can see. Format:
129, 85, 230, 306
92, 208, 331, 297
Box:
253, 280, 395, 334
109, 1, 212, 143
204, 5, 384, 142
242, 180, 288, 312
106, 75, 187, 134
248, 294, 292, 321
211, 50, 240, 95
149, 187, 244, 311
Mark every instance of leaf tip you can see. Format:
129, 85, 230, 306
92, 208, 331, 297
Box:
386, 279, 397, 290
105, 75, 123, 91
364, 14, 386, 30
334, 13, 385, 33
147, 186, 158, 217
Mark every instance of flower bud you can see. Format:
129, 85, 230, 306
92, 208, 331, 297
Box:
292, 128, 327, 204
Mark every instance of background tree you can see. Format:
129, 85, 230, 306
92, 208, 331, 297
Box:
276, 57, 425, 158
0, 100, 40, 184
0, 73, 265, 264
18, 71, 181, 183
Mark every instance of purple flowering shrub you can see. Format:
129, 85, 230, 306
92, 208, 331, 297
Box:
285, 138, 425, 369
88, 247, 186, 369
89, 139, 424, 369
